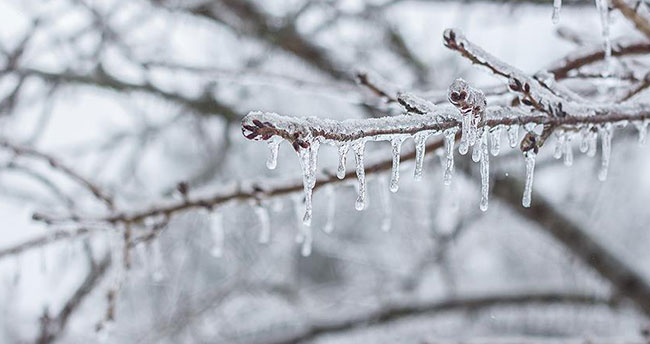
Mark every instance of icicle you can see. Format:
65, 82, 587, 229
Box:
552, 0, 562, 24
490, 126, 501, 156
472, 136, 482, 163
336, 143, 349, 179
266, 137, 281, 170
254, 204, 271, 243
413, 133, 429, 180
563, 135, 573, 167
390, 136, 405, 192
443, 128, 456, 185
522, 151, 537, 208
323, 185, 335, 233
587, 129, 598, 157
210, 212, 224, 257
479, 128, 490, 212
507, 124, 519, 148
553, 132, 565, 159
595, 0, 612, 71
459, 114, 471, 155
301, 225, 312, 257
379, 177, 392, 232
298, 141, 319, 226
354, 141, 367, 211
634, 120, 649, 145
598, 123, 613, 181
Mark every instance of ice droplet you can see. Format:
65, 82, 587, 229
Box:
598, 123, 613, 181
443, 128, 456, 186
522, 151, 537, 208
390, 136, 406, 192
301, 225, 312, 257
479, 128, 490, 212
210, 212, 224, 257
413, 133, 429, 180
508, 124, 519, 148
266, 137, 281, 170
354, 141, 367, 211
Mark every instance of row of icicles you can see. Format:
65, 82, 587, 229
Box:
221, 118, 649, 257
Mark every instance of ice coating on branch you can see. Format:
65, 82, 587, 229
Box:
634, 120, 649, 145
443, 128, 456, 185
595, 0, 612, 70
397, 92, 436, 115
254, 204, 271, 243
479, 128, 490, 211
563, 135, 574, 166
508, 124, 519, 148
337, 143, 349, 179
210, 212, 224, 257
448, 78, 486, 156
413, 132, 430, 180
552, 0, 562, 24
379, 178, 392, 232
323, 185, 335, 233
390, 136, 406, 192
522, 151, 536, 208
354, 141, 367, 211
490, 126, 501, 156
598, 123, 613, 181
266, 137, 281, 170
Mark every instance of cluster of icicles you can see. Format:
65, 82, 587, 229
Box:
232, 115, 650, 258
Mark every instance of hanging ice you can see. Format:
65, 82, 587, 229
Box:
580, 127, 590, 153
598, 123, 613, 181
472, 136, 482, 163
522, 151, 537, 208
479, 128, 490, 211
553, 132, 565, 159
390, 136, 406, 192
490, 126, 501, 156
595, 0, 612, 70
266, 137, 281, 170
634, 120, 649, 145
380, 177, 392, 232
210, 212, 224, 257
507, 124, 519, 148
297, 141, 320, 225
587, 129, 598, 157
354, 141, 367, 211
255, 204, 271, 243
552, 0, 562, 24
563, 135, 573, 166
443, 128, 456, 185
413, 133, 429, 181
323, 185, 335, 233
337, 143, 349, 179
459, 114, 471, 155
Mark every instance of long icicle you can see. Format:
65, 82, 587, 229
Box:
413, 133, 429, 180
479, 127, 490, 211
598, 123, 613, 181
522, 151, 537, 208
354, 141, 367, 211
390, 136, 405, 192
443, 128, 456, 186
337, 143, 349, 179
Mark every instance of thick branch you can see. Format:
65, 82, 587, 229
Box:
266, 291, 616, 344
492, 175, 650, 317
